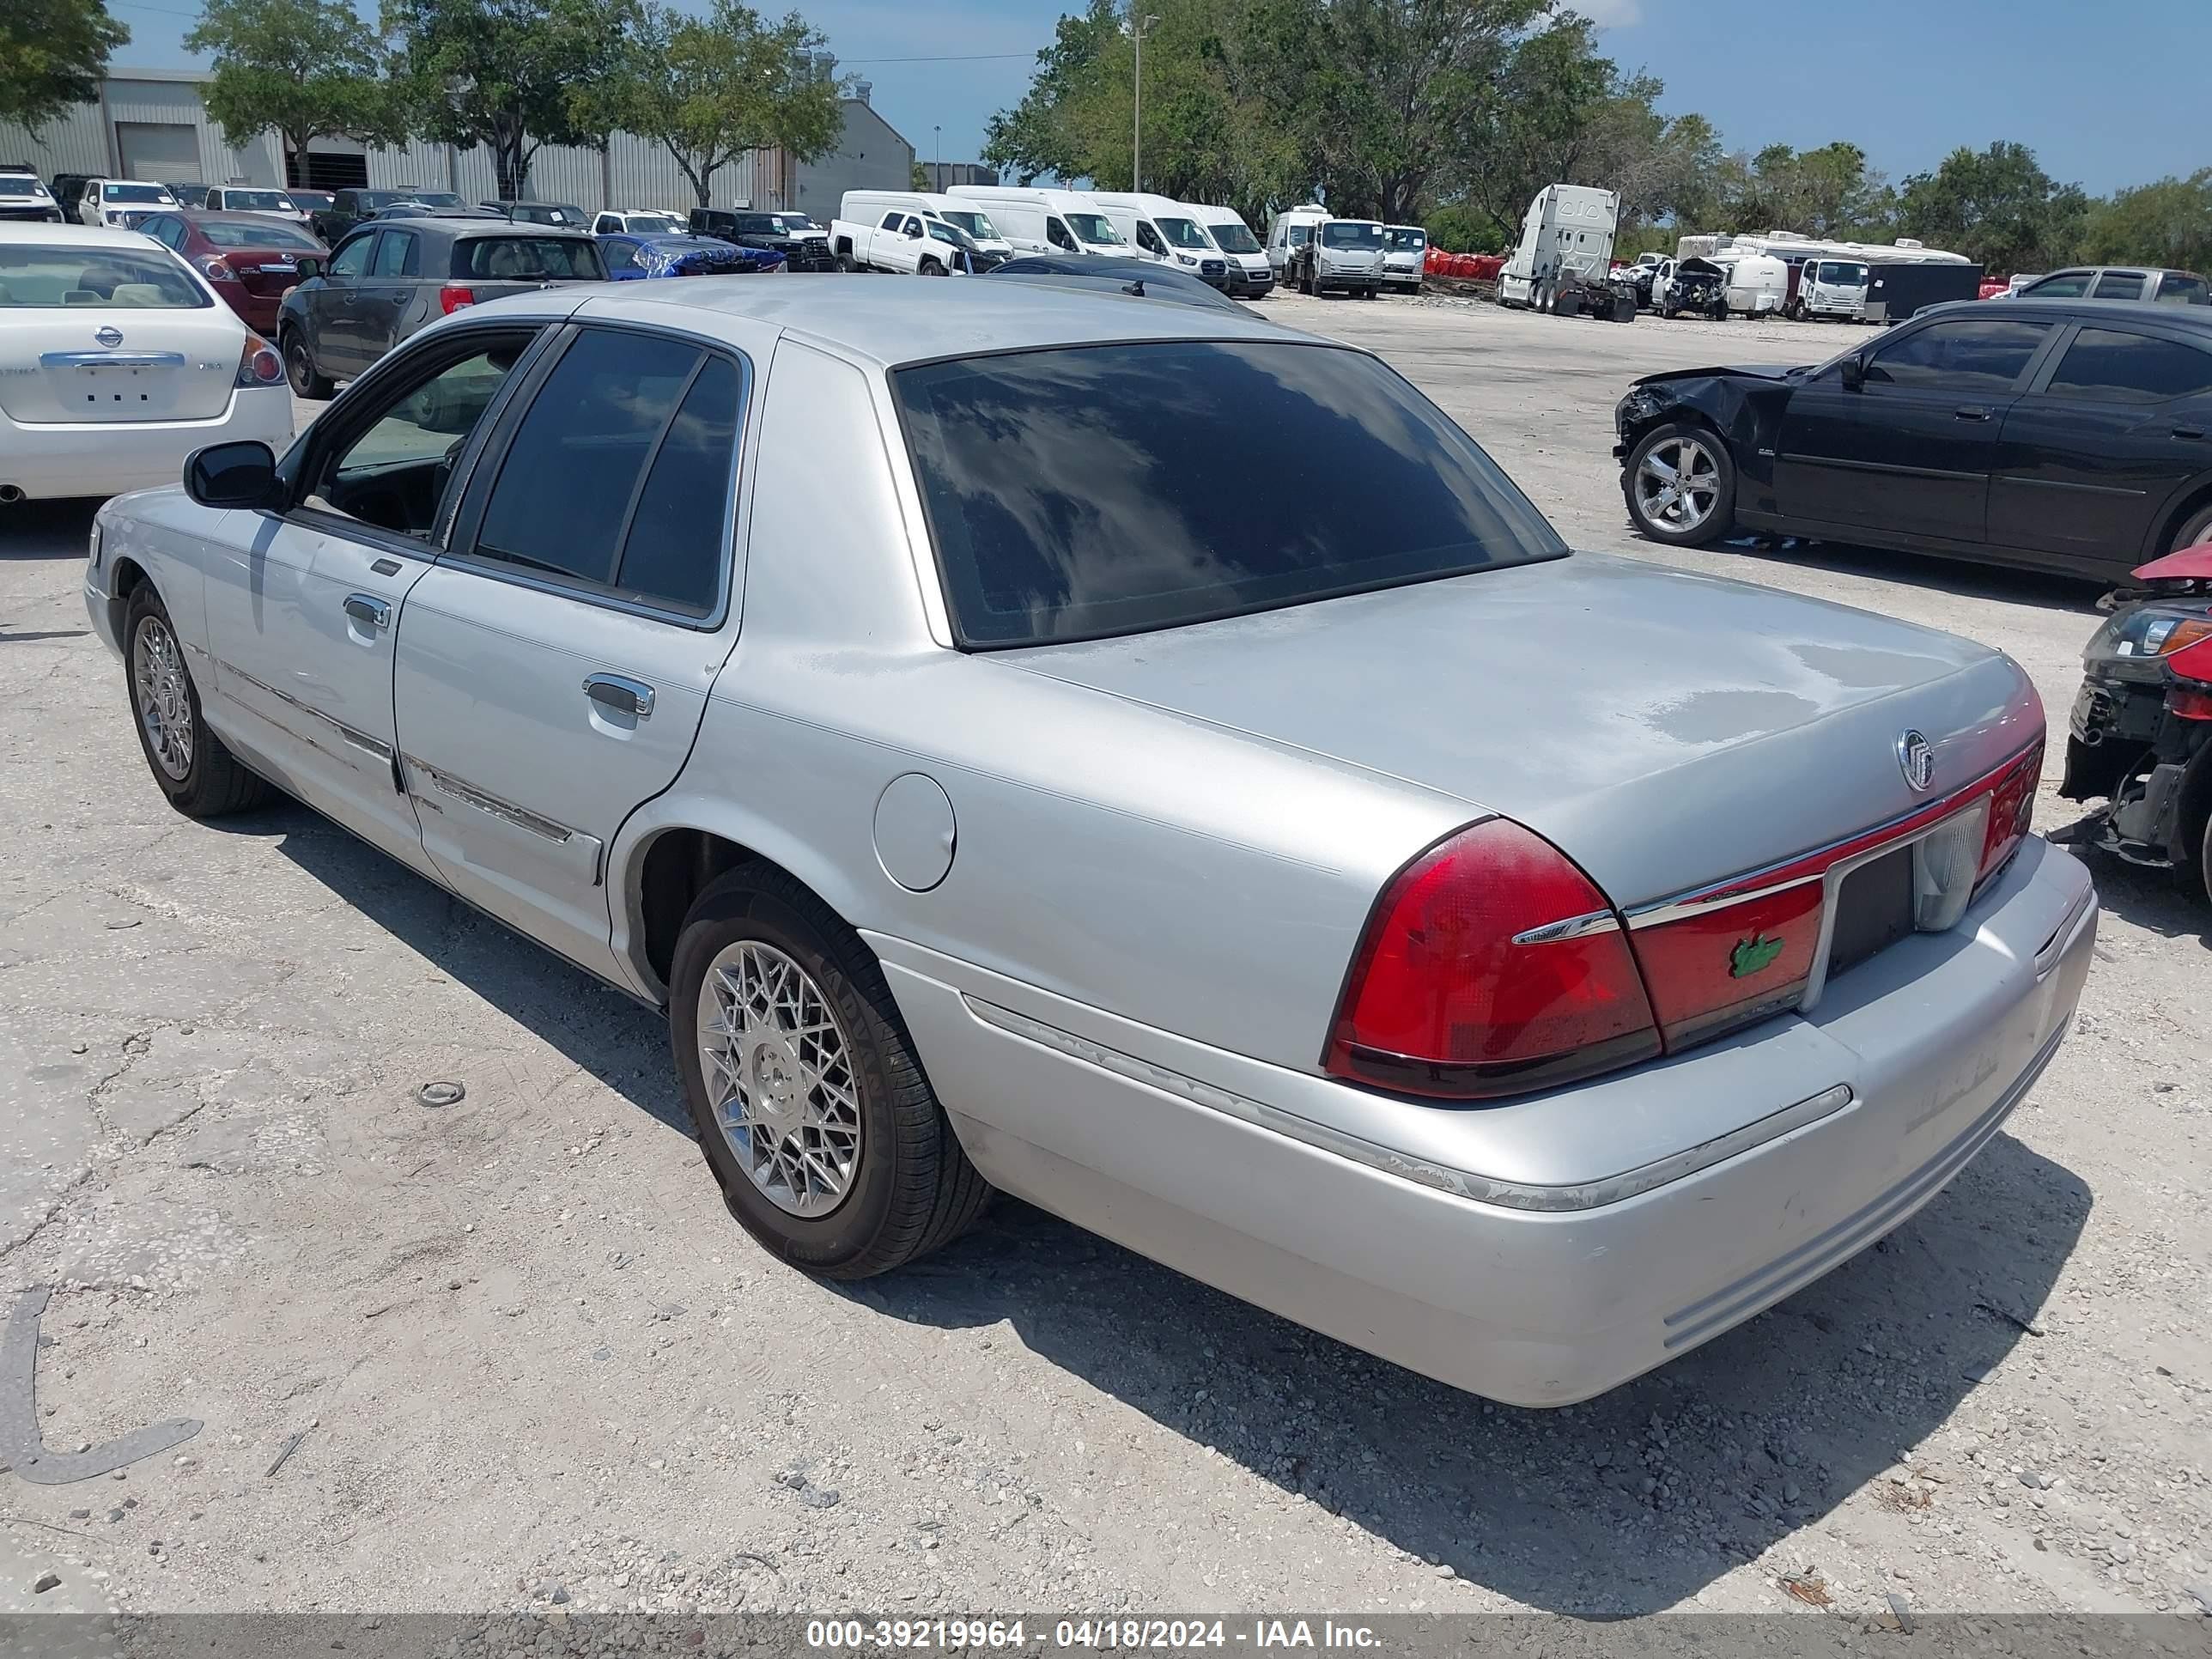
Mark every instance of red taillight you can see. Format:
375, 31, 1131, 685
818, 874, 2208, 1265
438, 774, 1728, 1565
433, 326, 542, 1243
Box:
1626, 881, 1824, 1050
1324, 818, 1660, 1099
234, 332, 283, 387
438, 284, 476, 314
1978, 738, 2043, 883
198, 256, 239, 283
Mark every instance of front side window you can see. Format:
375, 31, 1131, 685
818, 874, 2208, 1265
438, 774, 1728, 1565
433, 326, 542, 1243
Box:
2090, 270, 2148, 301
2045, 327, 2212, 404
1863, 319, 2053, 393
594, 214, 621, 234
1287, 226, 1310, 247
0, 244, 208, 307
894, 341, 1568, 647
1045, 217, 1075, 252
1209, 222, 1260, 253
2024, 271, 2092, 298
603, 240, 638, 275
1064, 212, 1123, 246
457, 237, 603, 279
308, 337, 533, 538
1136, 222, 1166, 256
329, 235, 374, 278
472, 330, 743, 616
1322, 222, 1382, 249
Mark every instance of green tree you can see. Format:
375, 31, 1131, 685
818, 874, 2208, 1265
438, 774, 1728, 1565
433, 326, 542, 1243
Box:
382, 0, 630, 200
2080, 168, 2212, 272
588, 0, 840, 210
187, 0, 407, 177
0, 0, 128, 133
911, 160, 929, 189
1897, 140, 2087, 274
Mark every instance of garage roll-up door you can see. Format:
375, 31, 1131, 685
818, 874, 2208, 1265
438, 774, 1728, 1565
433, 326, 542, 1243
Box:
117, 123, 201, 185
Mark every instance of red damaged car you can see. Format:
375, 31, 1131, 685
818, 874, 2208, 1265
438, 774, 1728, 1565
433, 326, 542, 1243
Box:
134, 209, 326, 334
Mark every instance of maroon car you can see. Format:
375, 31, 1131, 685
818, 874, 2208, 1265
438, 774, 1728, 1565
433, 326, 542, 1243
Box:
135, 210, 326, 333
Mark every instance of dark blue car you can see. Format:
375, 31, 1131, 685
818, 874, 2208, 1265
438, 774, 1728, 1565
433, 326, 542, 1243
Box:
598, 231, 783, 279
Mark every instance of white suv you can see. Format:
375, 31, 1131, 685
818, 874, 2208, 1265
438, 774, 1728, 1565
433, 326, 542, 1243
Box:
80, 179, 179, 228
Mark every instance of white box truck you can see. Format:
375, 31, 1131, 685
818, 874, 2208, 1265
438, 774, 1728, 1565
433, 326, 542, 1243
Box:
1497, 184, 1634, 320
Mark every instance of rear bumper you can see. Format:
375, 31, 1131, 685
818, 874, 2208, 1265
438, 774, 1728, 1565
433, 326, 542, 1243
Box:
877, 836, 2096, 1407
220, 291, 286, 334
2, 386, 294, 502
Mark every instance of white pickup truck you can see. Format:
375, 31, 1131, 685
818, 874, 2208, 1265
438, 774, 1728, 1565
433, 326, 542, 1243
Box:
830, 206, 981, 276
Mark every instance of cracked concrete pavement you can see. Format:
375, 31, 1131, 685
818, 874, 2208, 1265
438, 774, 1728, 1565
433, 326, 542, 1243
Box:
0, 294, 2207, 1622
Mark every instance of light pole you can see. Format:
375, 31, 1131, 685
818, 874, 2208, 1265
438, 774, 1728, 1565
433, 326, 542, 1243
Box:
933, 125, 941, 191
1130, 10, 1158, 191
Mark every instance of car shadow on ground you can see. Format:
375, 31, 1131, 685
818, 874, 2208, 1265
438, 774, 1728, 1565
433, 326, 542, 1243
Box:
238, 792, 2089, 1615
1702, 532, 2112, 614
0, 498, 100, 562
2046, 828, 2212, 947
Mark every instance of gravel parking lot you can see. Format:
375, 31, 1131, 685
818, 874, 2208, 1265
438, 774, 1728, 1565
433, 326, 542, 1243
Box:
2, 286, 2207, 1623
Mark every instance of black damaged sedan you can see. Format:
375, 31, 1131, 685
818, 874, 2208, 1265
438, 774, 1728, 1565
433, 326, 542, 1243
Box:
1614, 297, 2212, 579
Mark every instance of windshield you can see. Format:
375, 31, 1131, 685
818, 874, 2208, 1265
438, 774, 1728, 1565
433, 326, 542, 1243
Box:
1322, 222, 1383, 250
292, 191, 333, 208
359, 191, 410, 210
409, 191, 464, 208
0, 173, 46, 198
456, 236, 605, 280
1065, 212, 1124, 246
1815, 261, 1868, 285
893, 340, 1566, 648
1385, 228, 1426, 251
226, 190, 295, 211
200, 219, 322, 249
927, 218, 978, 250
1156, 216, 1212, 251
1207, 222, 1260, 253
103, 184, 172, 204
618, 213, 680, 234
0, 245, 210, 307
937, 210, 998, 241
771, 214, 820, 233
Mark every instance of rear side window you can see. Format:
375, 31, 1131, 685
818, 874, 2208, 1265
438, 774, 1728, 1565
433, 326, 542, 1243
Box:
2089, 270, 2148, 301
370, 231, 415, 276
471, 330, 743, 616
893, 341, 1567, 647
2025, 272, 2092, 298
1865, 319, 2053, 393
454, 236, 603, 280
2045, 327, 2212, 404
0, 245, 208, 307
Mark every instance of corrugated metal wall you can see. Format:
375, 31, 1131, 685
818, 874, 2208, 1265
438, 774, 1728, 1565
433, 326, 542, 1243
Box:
105, 77, 281, 185
0, 104, 107, 177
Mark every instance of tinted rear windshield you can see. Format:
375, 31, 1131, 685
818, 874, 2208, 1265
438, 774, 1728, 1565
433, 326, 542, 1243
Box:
894, 341, 1565, 647
455, 236, 604, 279
0, 246, 209, 307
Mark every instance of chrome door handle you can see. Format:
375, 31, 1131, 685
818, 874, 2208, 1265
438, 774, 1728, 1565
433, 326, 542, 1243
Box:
343, 592, 390, 629
1953, 405, 1993, 422
583, 673, 654, 720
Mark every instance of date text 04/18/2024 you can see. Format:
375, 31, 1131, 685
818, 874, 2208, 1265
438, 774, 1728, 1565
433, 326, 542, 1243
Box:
804, 1620, 1382, 1650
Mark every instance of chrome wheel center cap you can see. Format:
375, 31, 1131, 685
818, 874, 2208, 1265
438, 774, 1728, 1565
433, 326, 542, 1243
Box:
747, 1036, 803, 1132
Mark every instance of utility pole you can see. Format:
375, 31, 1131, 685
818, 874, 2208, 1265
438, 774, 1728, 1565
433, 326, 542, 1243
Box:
933, 125, 941, 191
1131, 10, 1158, 191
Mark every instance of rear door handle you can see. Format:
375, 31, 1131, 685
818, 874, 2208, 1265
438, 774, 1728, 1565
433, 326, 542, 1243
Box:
343, 592, 390, 629
1953, 405, 1993, 422
583, 673, 654, 720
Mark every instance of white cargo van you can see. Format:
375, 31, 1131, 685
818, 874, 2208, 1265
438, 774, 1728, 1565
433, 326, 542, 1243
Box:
1498, 184, 1618, 311
1266, 204, 1328, 283
1089, 192, 1231, 288
1188, 204, 1272, 295
948, 185, 1127, 257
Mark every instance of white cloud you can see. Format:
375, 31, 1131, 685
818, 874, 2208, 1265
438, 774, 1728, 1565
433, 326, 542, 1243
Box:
1571, 0, 1644, 26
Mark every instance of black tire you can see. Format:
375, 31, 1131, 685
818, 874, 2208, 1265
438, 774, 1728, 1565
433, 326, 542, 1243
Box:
918, 257, 945, 276
2169, 499, 2212, 554
283, 329, 333, 399
670, 865, 992, 1279
1622, 420, 1737, 549
123, 583, 274, 817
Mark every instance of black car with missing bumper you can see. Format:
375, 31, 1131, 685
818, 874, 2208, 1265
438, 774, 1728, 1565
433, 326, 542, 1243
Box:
1613, 298, 2212, 579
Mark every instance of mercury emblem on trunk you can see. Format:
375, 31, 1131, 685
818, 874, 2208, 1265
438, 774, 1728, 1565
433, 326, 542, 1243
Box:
1897, 730, 1935, 793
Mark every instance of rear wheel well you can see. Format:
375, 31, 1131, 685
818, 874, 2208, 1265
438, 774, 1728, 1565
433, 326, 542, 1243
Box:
636, 829, 766, 990
2154, 482, 2212, 556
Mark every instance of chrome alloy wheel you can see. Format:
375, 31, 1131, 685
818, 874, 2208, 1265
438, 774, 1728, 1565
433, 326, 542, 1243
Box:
1635, 434, 1723, 532
696, 940, 861, 1218
132, 615, 194, 781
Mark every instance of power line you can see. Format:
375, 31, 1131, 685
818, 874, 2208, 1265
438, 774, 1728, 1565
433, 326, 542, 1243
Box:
108, 0, 204, 19
840, 52, 1034, 64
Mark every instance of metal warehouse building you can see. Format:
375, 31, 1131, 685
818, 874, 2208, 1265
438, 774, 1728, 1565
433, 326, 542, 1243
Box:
0, 68, 915, 220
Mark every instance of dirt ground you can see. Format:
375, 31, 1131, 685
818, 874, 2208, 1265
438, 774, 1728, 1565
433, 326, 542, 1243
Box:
1, 286, 2207, 1623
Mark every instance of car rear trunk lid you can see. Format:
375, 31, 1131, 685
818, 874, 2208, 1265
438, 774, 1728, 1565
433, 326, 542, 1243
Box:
0, 305, 240, 423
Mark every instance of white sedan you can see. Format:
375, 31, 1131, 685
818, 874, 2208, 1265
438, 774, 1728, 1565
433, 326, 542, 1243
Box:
0, 224, 292, 503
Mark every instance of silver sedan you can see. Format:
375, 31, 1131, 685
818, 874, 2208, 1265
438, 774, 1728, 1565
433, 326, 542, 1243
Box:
83, 278, 2097, 1407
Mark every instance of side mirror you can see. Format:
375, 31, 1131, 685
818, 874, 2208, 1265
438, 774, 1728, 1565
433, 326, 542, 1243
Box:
906, 225, 922, 239
294, 255, 322, 281
185, 441, 279, 509
1838, 356, 1866, 391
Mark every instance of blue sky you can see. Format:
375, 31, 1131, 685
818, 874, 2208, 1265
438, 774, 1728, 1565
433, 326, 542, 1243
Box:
110, 0, 2209, 198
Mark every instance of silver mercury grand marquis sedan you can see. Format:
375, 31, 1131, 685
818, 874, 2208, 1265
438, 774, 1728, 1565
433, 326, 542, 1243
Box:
85, 277, 2097, 1407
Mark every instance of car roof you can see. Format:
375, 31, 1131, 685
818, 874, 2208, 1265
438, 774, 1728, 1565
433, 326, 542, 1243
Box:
0, 222, 161, 249
355, 217, 589, 240
179, 209, 318, 233
488, 272, 1303, 368
1967, 296, 2212, 327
